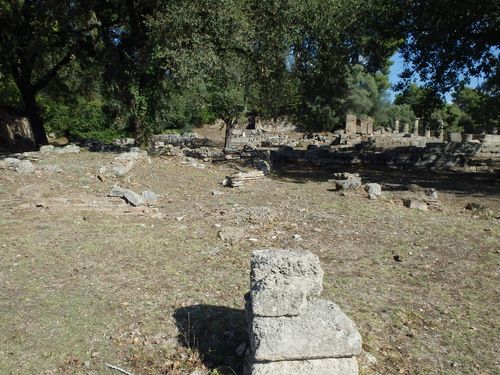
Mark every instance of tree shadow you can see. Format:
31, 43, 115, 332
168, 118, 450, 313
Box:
271, 160, 500, 198
173, 304, 247, 374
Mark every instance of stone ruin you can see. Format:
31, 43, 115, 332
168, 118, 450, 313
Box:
245, 249, 362, 375
345, 114, 374, 136
141, 115, 500, 174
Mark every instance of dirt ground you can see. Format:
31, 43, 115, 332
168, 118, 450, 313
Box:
0, 127, 499, 375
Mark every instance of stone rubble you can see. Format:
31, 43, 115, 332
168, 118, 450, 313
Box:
245, 249, 362, 375
109, 185, 145, 207
331, 172, 362, 191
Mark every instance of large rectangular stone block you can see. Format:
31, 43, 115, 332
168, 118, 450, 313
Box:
252, 357, 358, 375
250, 299, 362, 361
346, 115, 357, 135
250, 250, 323, 317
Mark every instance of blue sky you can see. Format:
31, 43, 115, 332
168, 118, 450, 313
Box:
387, 52, 485, 104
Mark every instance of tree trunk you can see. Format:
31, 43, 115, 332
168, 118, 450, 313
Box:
19, 85, 47, 148
130, 96, 147, 148
224, 118, 235, 152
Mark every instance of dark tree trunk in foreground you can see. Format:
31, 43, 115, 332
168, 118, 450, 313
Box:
15, 80, 48, 149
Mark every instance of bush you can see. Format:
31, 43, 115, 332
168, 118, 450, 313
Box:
42, 98, 128, 142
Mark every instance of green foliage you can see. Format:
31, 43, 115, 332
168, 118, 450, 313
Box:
345, 64, 392, 126
0, 76, 22, 110
396, 0, 499, 93
288, 0, 399, 132
386, 104, 415, 128
0, 0, 92, 146
394, 83, 444, 122
41, 97, 126, 142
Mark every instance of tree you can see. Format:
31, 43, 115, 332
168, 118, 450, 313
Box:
386, 103, 415, 128
396, 0, 500, 93
246, 0, 299, 119
288, 0, 400, 132
169, 0, 253, 151
0, 0, 89, 147
394, 83, 443, 121
86, 0, 167, 147
344, 63, 392, 125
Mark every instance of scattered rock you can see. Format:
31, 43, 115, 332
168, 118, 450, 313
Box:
56, 144, 80, 153
189, 370, 208, 375
16, 160, 35, 173
404, 199, 428, 212
465, 202, 485, 211
3, 157, 21, 169
331, 172, 362, 191
202, 247, 220, 255
39, 145, 55, 153
212, 190, 224, 196
15, 184, 48, 198
247, 206, 274, 222
425, 188, 438, 198
252, 159, 272, 175
362, 350, 378, 365
109, 185, 144, 206
183, 157, 207, 169
365, 183, 382, 196
112, 164, 133, 176
142, 190, 158, 203
336, 178, 362, 190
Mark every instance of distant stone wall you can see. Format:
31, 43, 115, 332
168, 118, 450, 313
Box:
252, 117, 298, 133
272, 142, 500, 172
149, 132, 205, 155
245, 249, 361, 375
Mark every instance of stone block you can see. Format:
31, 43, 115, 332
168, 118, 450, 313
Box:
252, 357, 358, 375
109, 186, 144, 206
448, 133, 462, 142
250, 299, 362, 361
364, 183, 381, 196
250, 250, 323, 317
335, 178, 362, 190
404, 199, 428, 211
346, 115, 357, 135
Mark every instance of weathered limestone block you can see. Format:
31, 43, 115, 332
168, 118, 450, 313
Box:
346, 115, 357, 135
250, 299, 362, 361
360, 117, 373, 135
336, 178, 362, 190
250, 250, 323, 317
252, 357, 359, 375
365, 183, 382, 196
109, 185, 144, 206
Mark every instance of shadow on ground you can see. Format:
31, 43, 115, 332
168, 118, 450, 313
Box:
272, 161, 500, 198
174, 304, 247, 374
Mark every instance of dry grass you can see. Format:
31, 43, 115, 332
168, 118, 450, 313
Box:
0, 144, 499, 375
